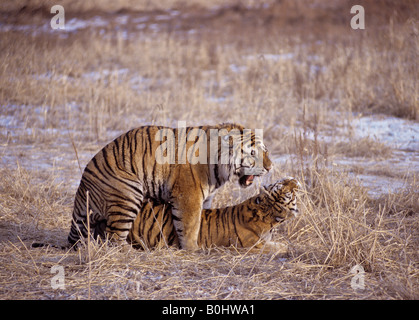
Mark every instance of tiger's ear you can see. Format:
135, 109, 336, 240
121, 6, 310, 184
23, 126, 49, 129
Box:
263, 182, 281, 194
280, 177, 300, 193
255, 196, 261, 204
280, 177, 300, 187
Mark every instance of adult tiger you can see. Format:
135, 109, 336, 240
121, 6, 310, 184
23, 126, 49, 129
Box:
128, 178, 300, 250
68, 123, 272, 250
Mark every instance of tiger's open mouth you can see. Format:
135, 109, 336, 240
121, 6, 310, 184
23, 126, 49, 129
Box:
239, 175, 254, 187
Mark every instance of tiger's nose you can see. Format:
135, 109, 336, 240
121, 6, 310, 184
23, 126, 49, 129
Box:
265, 163, 273, 172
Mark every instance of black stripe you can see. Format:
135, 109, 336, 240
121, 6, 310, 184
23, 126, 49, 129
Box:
113, 139, 124, 171
175, 227, 183, 234
78, 179, 103, 208
107, 225, 131, 233
88, 158, 144, 198
161, 207, 172, 230
94, 154, 116, 183
122, 134, 127, 168
139, 207, 152, 237
221, 208, 228, 239
149, 179, 156, 198
142, 128, 148, 159
167, 230, 176, 246
73, 196, 85, 214
214, 164, 221, 187
102, 148, 116, 174
172, 214, 181, 221
151, 161, 158, 196
144, 204, 155, 221
98, 150, 143, 192
230, 206, 243, 247
91, 156, 106, 178
108, 204, 138, 216
238, 203, 246, 224
131, 132, 138, 175
147, 215, 158, 244
142, 152, 147, 188
84, 168, 124, 197
109, 218, 134, 225
146, 127, 152, 157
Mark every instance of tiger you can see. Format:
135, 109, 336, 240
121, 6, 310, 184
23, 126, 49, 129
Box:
68, 123, 272, 250
127, 177, 300, 251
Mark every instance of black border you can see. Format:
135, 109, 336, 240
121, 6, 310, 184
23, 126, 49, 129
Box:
2, 300, 411, 319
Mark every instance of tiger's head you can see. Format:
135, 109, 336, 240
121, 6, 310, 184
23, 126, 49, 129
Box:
219, 124, 273, 188
250, 177, 300, 225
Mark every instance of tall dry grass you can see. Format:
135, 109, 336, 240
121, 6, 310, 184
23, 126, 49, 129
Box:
0, 0, 418, 299
1, 10, 417, 146
1, 153, 417, 299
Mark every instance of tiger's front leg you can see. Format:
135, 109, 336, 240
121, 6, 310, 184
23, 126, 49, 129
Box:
170, 196, 203, 251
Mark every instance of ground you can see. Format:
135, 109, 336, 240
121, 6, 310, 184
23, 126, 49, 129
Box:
0, 0, 418, 299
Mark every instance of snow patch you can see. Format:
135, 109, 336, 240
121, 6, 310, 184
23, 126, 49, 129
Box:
353, 115, 418, 151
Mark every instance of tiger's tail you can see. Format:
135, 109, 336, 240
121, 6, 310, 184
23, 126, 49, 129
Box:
31, 242, 73, 250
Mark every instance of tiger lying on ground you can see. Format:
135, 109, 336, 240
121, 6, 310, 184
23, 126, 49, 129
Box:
127, 178, 299, 251
67, 123, 272, 250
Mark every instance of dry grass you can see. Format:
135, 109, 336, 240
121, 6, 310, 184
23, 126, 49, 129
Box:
1, 159, 417, 299
331, 137, 393, 158
0, 0, 418, 299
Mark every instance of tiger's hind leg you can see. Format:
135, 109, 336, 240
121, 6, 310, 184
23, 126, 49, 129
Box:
67, 212, 107, 248
68, 178, 143, 247
105, 197, 143, 245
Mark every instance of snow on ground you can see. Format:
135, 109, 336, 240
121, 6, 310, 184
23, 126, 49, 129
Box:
1, 86, 417, 199
0, 15, 417, 199
353, 114, 418, 151
338, 115, 418, 197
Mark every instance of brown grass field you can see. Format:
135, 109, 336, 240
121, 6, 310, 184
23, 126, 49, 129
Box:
0, 0, 418, 300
